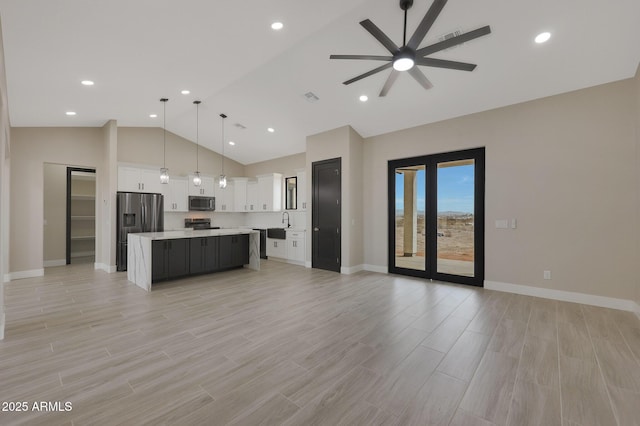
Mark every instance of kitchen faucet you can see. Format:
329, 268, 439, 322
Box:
282, 211, 290, 228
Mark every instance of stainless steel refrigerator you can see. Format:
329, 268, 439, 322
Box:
116, 191, 164, 271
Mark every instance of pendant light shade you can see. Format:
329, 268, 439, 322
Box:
219, 113, 227, 189
192, 100, 202, 187
160, 98, 170, 184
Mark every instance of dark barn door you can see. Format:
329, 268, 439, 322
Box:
312, 158, 341, 272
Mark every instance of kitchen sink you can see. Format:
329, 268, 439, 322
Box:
267, 228, 286, 239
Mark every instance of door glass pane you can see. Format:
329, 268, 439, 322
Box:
437, 160, 474, 277
394, 166, 426, 271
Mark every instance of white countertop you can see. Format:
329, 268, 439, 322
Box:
130, 228, 259, 240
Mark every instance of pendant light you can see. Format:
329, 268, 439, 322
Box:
192, 100, 202, 187
219, 113, 227, 189
159, 98, 170, 184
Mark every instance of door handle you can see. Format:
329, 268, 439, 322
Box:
314, 227, 319, 231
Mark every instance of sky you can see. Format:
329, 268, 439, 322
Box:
395, 164, 474, 213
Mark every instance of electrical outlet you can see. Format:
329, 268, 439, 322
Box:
544, 270, 551, 280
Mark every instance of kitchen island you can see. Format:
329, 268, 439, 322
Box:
127, 229, 260, 291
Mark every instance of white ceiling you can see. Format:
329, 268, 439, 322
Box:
1, 0, 639, 165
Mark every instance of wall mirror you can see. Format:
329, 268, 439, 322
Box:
285, 176, 297, 210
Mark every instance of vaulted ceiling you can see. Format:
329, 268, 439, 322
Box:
1, 0, 639, 164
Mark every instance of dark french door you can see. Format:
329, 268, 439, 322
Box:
388, 148, 485, 286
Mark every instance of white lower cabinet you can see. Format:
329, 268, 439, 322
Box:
286, 230, 305, 264
266, 238, 287, 258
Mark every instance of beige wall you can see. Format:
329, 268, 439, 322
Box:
306, 126, 364, 270
347, 127, 364, 268
635, 64, 640, 313
364, 79, 637, 301
97, 120, 118, 271
0, 17, 9, 339
10, 128, 103, 274
118, 127, 244, 178
244, 153, 305, 179
43, 164, 67, 263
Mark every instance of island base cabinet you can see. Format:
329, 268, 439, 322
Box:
219, 235, 249, 270
190, 237, 219, 274
152, 239, 190, 282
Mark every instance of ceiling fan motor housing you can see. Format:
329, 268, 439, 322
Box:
400, 0, 414, 11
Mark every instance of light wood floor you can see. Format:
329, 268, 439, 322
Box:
1, 261, 639, 425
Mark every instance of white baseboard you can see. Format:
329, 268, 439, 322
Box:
341, 264, 364, 275
634, 301, 640, 321
485, 280, 637, 312
5, 269, 45, 282
44, 259, 66, 267
363, 264, 388, 274
0, 312, 4, 340
305, 261, 312, 268
95, 263, 117, 273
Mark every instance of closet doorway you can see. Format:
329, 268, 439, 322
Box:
66, 168, 96, 264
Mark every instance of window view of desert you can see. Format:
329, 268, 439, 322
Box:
394, 161, 474, 277
394, 213, 474, 276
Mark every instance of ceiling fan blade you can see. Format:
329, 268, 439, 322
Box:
408, 67, 433, 90
343, 62, 393, 85
360, 19, 399, 54
415, 57, 476, 71
330, 54, 393, 61
416, 25, 491, 57
379, 70, 400, 97
407, 0, 448, 50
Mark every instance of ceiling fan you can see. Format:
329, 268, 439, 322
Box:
330, 0, 491, 96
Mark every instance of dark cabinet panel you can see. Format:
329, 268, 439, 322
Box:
152, 234, 248, 283
190, 237, 219, 274
152, 240, 168, 281
167, 239, 189, 279
152, 238, 189, 282
219, 234, 249, 270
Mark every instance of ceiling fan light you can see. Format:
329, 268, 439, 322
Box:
535, 31, 551, 44
393, 57, 414, 72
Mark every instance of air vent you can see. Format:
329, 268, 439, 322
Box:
234, 123, 247, 130
304, 92, 319, 103
439, 29, 463, 49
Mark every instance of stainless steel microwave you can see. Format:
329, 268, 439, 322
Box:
188, 196, 215, 211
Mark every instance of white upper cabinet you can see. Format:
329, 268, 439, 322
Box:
232, 178, 248, 212
215, 179, 235, 212
188, 175, 215, 197
246, 181, 258, 212
295, 169, 307, 210
162, 177, 189, 212
257, 173, 283, 212
118, 166, 163, 194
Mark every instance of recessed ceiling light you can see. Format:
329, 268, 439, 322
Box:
181, 90, 190, 95
229, 141, 235, 146
359, 95, 369, 102
66, 111, 76, 116
81, 80, 94, 86
535, 32, 551, 44
149, 114, 158, 118
271, 22, 284, 30
267, 127, 275, 133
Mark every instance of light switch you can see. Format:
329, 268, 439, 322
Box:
495, 219, 509, 229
